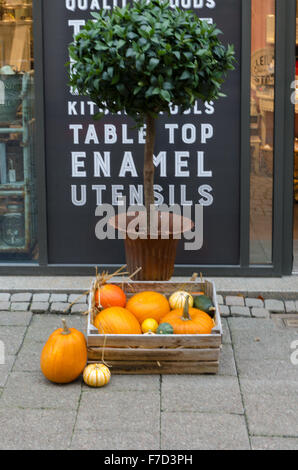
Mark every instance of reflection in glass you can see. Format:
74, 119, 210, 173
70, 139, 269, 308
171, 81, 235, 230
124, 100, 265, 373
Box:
250, 0, 275, 264
0, 0, 37, 261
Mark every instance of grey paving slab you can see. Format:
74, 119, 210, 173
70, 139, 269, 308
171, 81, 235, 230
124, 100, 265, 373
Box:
11, 293, 32, 303
13, 350, 41, 372
240, 378, 298, 436
30, 302, 50, 313
50, 294, 68, 303
0, 302, 10, 311
11, 303, 29, 312
0, 326, 27, 355
218, 344, 237, 376
251, 307, 270, 318
265, 299, 285, 313
225, 296, 245, 307
50, 302, 69, 314
32, 293, 50, 302
236, 358, 298, 380
0, 372, 82, 410
0, 356, 15, 387
0, 407, 76, 450
219, 305, 230, 317
221, 318, 232, 345
230, 306, 251, 317
71, 430, 160, 450
0, 294, 10, 302
216, 295, 224, 305
161, 376, 243, 414
251, 437, 298, 450
71, 304, 88, 314
69, 294, 87, 304
76, 390, 160, 432
82, 374, 160, 392
285, 301, 297, 313
18, 339, 44, 356
245, 298, 264, 308
161, 412, 250, 450
0, 311, 32, 326
24, 315, 86, 343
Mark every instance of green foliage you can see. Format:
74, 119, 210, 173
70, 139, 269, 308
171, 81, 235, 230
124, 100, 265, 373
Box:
69, 0, 235, 127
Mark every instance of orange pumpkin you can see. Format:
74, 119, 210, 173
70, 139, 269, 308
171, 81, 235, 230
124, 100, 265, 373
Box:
126, 291, 170, 324
95, 284, 126, 309
40, 319, 87, 384
160, 297, 214, 335
94, 306, 141, 334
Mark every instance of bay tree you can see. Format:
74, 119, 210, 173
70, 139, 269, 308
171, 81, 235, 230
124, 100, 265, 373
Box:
69, 0, 235, 227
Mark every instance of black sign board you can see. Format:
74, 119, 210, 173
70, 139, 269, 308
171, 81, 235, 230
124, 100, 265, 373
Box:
42, 0, 241, 266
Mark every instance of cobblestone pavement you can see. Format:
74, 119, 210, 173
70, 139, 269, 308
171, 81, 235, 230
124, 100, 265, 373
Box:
0, 308, 298, 450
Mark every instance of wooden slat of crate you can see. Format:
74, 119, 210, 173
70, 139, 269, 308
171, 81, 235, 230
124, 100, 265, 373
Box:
87, 333, 221, 349
87, 360, 219, 374
87, 347, 220, 362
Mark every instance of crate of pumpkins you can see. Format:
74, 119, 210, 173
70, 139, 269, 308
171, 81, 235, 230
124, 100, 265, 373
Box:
87, 270, 222, 374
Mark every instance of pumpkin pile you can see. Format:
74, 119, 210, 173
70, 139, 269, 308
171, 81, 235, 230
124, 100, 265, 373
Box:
92, 284, 216, 336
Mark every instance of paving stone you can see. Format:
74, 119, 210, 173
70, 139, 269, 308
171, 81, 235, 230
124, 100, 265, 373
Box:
251, 307, 270, 318
251, 437, 298, 450
236, 358, 298, 380
0, 372, 82, 410
285, 301, 297, 313
218, 344, 237, 376
219, 305, 230, 317
19, 340, 44, 356
0, 311, 32, 326
50, 302, 69, 314
0, 408, 76, 450
32, 293, 50, 302
221, 318, 231, 344
161, 376, 243, 414
265, 299, 285, 313
69, 294, 87, 304
216, 295, 224, 305
230, 306, 251, 317
11, 303, 29, 312
13, 350, 41, 372
240, 378, 298, 436
76, 390, 160, 432
0, 294, 10, 302
225, 296, 245, 307
24, 315, 86, 343
71, 304, 88, 314
161, 412, 250, 450
0, 356, 15, 387
30, 302, 50, 314
0, 326, 27, 355
11, 293, 32, 303
70, 430, 160, 450
245, 298, 264, 308
0, 302, 10, 311
50, 294, 68, 303
82, 374, 160, 392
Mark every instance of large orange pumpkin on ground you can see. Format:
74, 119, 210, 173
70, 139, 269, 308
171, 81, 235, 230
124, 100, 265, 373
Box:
126, 291, 170, 324
95, 284, 126, 309
40, 319, 87, 384
160, 297, 214, 335
94, 306, 141, 334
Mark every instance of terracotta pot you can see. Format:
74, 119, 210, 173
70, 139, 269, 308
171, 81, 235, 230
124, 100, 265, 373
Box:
109, 211, 193, 281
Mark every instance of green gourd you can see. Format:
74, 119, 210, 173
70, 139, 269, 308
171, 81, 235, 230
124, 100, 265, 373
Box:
193, 295, 216, 319
156, 323, 174, 335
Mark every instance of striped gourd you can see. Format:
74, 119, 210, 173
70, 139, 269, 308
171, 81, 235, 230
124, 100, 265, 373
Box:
83, 363, 111, 388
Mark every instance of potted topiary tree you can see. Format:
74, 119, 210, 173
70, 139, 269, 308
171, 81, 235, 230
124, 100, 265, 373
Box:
69, 0, 235, 280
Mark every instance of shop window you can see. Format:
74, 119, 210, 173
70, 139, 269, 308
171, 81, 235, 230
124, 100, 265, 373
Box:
0, 0, 37, 261
250, 0, 275, 264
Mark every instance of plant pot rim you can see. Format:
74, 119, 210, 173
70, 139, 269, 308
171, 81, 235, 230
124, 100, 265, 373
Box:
108, 210, 194, 237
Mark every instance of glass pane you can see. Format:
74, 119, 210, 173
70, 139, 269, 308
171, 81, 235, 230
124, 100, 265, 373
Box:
250, 0, 275, 264
0, 0, 37, 262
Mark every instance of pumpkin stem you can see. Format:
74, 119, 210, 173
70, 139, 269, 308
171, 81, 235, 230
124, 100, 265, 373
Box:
61, 318, 71, 335
182, 296, 191, 321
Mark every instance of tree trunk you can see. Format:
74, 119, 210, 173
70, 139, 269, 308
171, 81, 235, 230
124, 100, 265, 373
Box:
144, 114, 156, 232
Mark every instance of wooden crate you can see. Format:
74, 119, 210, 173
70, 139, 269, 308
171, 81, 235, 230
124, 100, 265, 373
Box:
87, 279, 222, 374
